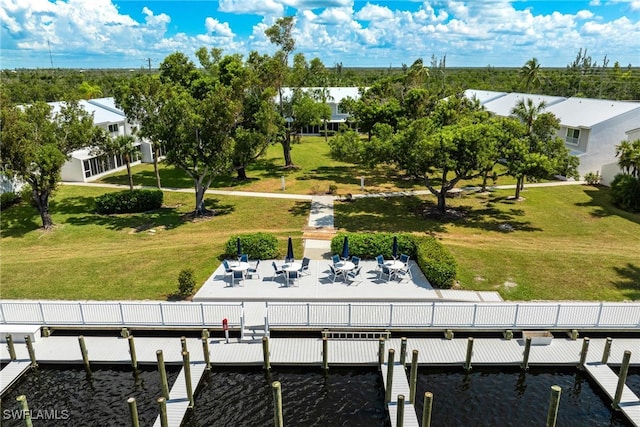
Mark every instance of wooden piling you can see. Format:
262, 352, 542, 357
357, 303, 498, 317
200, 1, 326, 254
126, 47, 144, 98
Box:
409, 349, 418, 403
78, 335, 91, 374
521, 336, 531, 370
545, 385, 562, 427
25, 335, 37, 368
182, 351, 194, 408
422, 391, 433, 427
464, 337, 474, 372
156, 350, 170, 400
6, 334, 16, 360
127, 397, 140, 427
578, 337, 590, 370
322, 336, 329, 372
262, 336, 271, 372
272, 381, 283, 427
157, 397, 168, 427
601, 337, 612, 364
378, 337, 385, 370
201, 329, 209, 340
397, 394, 405, 427
385, 349, 395, 403
127, 336, 137, 370
400, 337, 407, 366
16, 395, 33, 427
181, 336, 188, 354
202, 336, 211, 370
613, 350, 631, 410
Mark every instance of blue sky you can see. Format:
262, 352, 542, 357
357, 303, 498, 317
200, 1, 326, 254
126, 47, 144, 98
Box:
1, 0, 639, 69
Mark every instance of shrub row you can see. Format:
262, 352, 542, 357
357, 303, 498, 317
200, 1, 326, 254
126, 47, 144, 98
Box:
610, 174, 640, 213
224, 233, 280, 260
414, 236, 457, 289
0, 192, 21, 210
95, 189, 163, 214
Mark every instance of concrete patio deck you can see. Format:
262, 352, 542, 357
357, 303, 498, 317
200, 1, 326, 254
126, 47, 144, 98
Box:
192, 260, 502, 303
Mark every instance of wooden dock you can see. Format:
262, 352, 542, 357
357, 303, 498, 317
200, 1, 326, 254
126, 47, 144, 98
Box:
584, 362, 640, 426
0, 360, 32, 395
382, 361, 419, 427
153, 362, 208, 427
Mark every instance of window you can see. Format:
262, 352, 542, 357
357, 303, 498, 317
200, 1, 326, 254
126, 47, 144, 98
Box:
565, 128, 580, 145
108, 123, 119, 134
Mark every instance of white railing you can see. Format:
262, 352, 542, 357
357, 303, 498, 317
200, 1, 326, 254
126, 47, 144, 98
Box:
266, 302, 640, 329
0, 300, 244, 328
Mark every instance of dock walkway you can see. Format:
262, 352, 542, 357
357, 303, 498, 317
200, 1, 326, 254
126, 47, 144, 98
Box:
584, 362, 640, 426
382, 361, 419, 427
153, 361, 208, 427
0, 360, 32, 395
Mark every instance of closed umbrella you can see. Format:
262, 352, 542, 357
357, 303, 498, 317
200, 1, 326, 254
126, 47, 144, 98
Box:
286, 236, 295, 262
392, 236, 399, 259
341, 236, 350, 260
236, 238, 242, 259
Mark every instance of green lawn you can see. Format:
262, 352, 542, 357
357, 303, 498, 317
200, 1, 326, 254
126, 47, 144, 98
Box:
334, 185, 640, 301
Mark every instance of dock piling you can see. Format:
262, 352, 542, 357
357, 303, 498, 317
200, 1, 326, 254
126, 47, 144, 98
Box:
181, 336, 188, 354
322, 336, 329, 372
400, 337, 407, 366
601, 337, 612, 364
272, 381, 283, 427
378, 337, 385, 370
127, 397, 140, 427
78, 335, 91, 374
157, 397, 168, 427
16, 395, 33, 427
578, 337, 590, 370
262, 336, 271, 372
545, 385, 562, 427
127, 336, 137, 370
156, 350, 170, 399
613, 350, 632, 410
385, 349, 395, 403
182, 351, 194, 408
202, 336, 211, 370
521, 336, 531, 370
6, 334, 16, 360
409, 349, 418, 403
396, 394, 405, 427
25, 335, 37, 368
422, 391, 433, 427
464, 337, 474, 372
201, 329, 209, 340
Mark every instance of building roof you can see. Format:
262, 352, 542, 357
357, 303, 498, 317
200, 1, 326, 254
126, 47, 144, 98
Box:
278, 87, 363, 103
87, 98, 126, 117
482, 92, 566, 117
48, 100, 124, 125
463, 89, 507, 104
545, 97, 640, 128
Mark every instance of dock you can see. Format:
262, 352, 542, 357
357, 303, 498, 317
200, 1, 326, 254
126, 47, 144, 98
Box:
382, 361, 419, 427
584, 362, 640, 426
0, 360, 32, 395
154, 361, 208, 427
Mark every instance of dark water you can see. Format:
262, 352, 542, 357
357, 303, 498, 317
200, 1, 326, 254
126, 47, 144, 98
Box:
0, 364, 180, 427
414, 366, 632, 427
613, 368, 640, 397
182, 367, 390, 427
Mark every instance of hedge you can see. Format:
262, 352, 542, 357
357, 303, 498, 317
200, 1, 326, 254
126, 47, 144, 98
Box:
224, 233, 279, 260
610, 174, 640, 213
414, 236, 457, 289
95, 189, 163, 214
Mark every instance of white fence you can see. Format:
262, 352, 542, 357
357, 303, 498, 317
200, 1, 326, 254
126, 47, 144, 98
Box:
266, 302, 640, 329
0, 301, 244, 328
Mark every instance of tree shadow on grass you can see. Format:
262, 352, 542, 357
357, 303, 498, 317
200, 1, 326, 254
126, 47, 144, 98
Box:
576, 186, 640, 225
612, 263, 640, 301
289, 201, 312, 218
0, 202, 42, 237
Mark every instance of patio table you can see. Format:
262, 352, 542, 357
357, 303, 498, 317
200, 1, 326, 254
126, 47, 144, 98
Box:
282, 262, 302, 272
384, 260, 405, 280
335, 261, 355, 282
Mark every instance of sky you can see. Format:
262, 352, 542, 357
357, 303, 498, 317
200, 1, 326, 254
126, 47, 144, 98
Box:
1, 0, 639, 69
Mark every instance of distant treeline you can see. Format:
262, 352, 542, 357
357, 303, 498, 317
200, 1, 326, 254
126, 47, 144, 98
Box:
2, 61, 639, 104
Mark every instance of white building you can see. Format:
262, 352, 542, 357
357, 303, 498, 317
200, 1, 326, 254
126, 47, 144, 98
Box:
464, 90, 640, 186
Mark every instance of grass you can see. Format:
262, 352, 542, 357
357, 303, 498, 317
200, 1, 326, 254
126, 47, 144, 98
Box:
0, 185, 309, 300
335, 184, 640, 301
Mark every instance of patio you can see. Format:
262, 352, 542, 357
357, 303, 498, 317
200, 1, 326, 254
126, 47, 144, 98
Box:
192, 260, 502, 303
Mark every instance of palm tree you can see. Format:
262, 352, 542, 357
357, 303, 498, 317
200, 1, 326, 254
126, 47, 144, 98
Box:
520, 58, 543, 92
616, 139, 640, 177
94, 133, 138, 190
510, 99, 547, 197
78, 81, 103, 100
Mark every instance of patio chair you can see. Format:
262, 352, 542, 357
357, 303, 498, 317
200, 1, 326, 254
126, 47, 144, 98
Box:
231, 269, 244, 287
299, 257, 311, 276
346, 265, 362, 283
247, 259, 260, 279
375, 255, 385, 273
222, 260, 233, 274
378, 265, 395, 282
271, 262, 285, 282
286, 270, 300, 287
332, 254, 340, 265
351, 256, 361, 267
328, 264, 343, 282
398, 254, 412, 279
396, 264, 412, 281
240, 254, 249, 263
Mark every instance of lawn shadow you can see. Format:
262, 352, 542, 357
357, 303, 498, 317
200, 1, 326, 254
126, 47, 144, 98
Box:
612, 263, 640, 301
0, 202, 43, 237
576, 186, 640, 225
65, 206, 186, 231
289, 201, 312, 218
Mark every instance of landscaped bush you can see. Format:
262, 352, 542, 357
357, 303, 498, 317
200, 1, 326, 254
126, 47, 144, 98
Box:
177, 268, 196, 297
330, 232, 417, 259
0, 192, 21, 210
610, 174, 640, 213
414, 236, 457, 289
224, 233, 279, 260
95, 189, 163, 214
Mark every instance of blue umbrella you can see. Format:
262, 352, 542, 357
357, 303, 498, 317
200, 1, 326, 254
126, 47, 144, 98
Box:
236, 237, 242, 258
286, 236, 294, 262
392, 236, 399, 259
341, 236, 350, 260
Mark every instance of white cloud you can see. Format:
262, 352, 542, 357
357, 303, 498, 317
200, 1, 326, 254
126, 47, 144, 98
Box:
218, 0, 284, 16
205, 17, 234, 37
631, 0, 640, 11
576, 10, 594, 20
355, 3, 393, 21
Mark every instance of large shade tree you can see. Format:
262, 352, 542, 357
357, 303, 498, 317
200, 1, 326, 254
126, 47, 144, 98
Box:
0, 98, 97, 228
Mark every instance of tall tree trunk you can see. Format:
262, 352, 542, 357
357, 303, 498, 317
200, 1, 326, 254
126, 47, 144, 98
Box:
236, 166, 248, 181
436, 191, 447, 214
125, 155, 133, 190
194, 181, 206, 216
33, 189, 53, 229
515, 176, 523, 199
282, 132, 293, 167
481, 171, 489, 192
323, 120, 328, 143
153, 146, 161, 189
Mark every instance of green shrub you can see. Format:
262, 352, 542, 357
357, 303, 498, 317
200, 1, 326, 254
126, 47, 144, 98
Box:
328, 184, 338, 194
95, 189, 163, 214
224, 233, 279, 260
177, 268, 196, 297
583, 171, 600, 186
0, 192, 21, 210
610, 174, 640, 213
415, 236, 457, 289
330, 232, 417, 259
